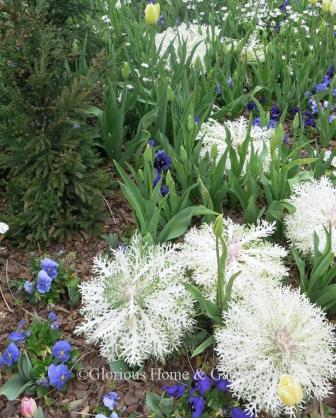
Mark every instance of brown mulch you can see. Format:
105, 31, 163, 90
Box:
0, 192, 166, 418
1, 192, 336, 418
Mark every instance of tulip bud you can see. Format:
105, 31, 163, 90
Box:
293, 113, 300, 131
322, 0, 331, 12
330, 0, 336, 14
213, 214, 224, 238
278, 375, 303, 407
144, 144, 152, 163
167, 85, 175, 101
144, 2, 160, 25
20, 397, 37, 418
210, 144, 218, 161
180, 146, 188, 163
121, 62, 130, 80
187, 114, 195, 131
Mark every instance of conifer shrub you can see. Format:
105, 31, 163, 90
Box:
0, 0, 108, 244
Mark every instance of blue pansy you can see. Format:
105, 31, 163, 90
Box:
8, 330, 26, 343
48, 312, 58, 322
193, 371, 212, 395
2, 343, 20, 367
41, 258, 59, 279
36, 377, 50, 387
212, 373, 230, 392
231, 407, 255, 418
163, 383, 185, 398
103, 391, 120, 410
52, 340, 72, 363
24, 281, 34, 294
48, 364, 72, 390
189, 395, 205, 418
36, 270, 52, 294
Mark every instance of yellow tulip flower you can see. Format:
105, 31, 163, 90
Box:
330, 0, 336, 14
322, 0, 331, 12
144, 2, 160, 25
278, 375, 303, 407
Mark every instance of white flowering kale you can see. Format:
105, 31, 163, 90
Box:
155, 23, 220, 67
0, 222, 9, 234
178, 218, 288, 300
215, 285, 336, 417
197, 116, 271, 170
285, 177, 336, 254
77, 234, 195, 366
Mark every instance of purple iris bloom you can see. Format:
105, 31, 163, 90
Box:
252, 117, 262, 127
153, 168, 162, 187
148, 139, 156, 148
155, 150, 172, 171
24, 280, 34, 294
48, 364, 72, 390
215, 84, 222, 95
246, 101, 258, 112
193, 371, 212, 395
315, 82, 329, 93
270, 103, 281, 121
160, 185, 169, 196
52, 340, 72, 363
163, 383, 185, 398
279, 0, 290, 12
327, 65, 334, 80
308, 99, 318, 114
231, 407, 255, 418
1, 343, 20, 367
267, 119, 278, 129
103, 391, 120, 410
189, 395, 205, 418
36, 271, 52, 294
41, 258, 59, 279
304, 110, 316, 128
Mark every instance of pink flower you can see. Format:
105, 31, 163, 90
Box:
20, 397, 37, 418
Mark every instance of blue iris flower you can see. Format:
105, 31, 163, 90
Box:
155, 150, 172, 171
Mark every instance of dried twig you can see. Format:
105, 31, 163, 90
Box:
0, 282, 13, 312
102, 194, 117, 224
